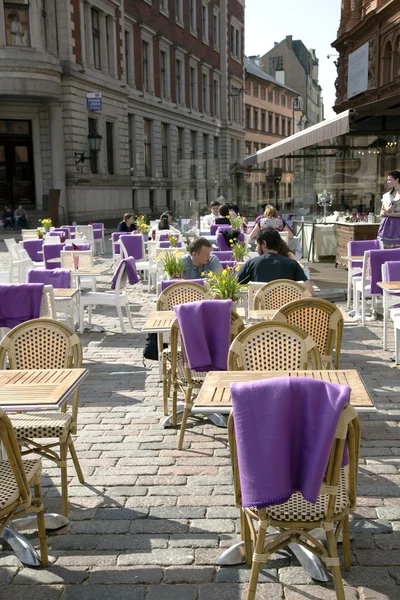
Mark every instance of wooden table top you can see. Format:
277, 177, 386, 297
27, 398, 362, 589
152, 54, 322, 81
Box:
341, 256, 364, 262
195, 370, 374, 411
377, 281, 400, 292
0, 368, 88, 411
245, 306, 356, 326
142, 311, 175, 332
53, 288, 79, 298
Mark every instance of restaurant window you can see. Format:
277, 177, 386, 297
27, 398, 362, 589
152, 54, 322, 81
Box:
144, 118, 152, 177
106, 122, 115, 175
92, 8, 101, 70
88, 118, 98, 174
5, 0, 30, 47
161, 123, 169, 177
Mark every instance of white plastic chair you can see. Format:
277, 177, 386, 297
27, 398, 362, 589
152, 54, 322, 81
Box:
354, 251, 378, 325
76, 225, 94, 245
92, 223, 105, 254
16, 250, 45, 282
4, 238, 21, 279
382, 263, 400, 351
79, 261, 133, 334
120, 236, 155, 291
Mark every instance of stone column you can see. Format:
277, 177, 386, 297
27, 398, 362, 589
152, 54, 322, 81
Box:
49, 103, 68, 221
99, 11, 108, 73
79, 0, 87, 64
84, 1, 94, 67
30, 0, 45, 50
0, 7, 6, 46
348, 0, 362, 29
338, 0, 351, 37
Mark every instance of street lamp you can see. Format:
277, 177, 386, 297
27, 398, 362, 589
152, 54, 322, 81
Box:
74, 132, 102, 165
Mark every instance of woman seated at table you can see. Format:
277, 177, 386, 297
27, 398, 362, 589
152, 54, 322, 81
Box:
213, 204, 231, 225
250, 205, 293, 240
158, 211, 180, 233
117, 213, 137, 233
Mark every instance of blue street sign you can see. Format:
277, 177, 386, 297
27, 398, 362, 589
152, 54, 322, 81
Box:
86, 93, 102, 111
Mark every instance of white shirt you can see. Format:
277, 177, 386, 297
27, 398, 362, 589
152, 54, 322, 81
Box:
382, 191, 400, 212
203, 213, 216, 228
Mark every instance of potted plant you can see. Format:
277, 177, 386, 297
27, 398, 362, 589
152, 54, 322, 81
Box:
157, 250, 186, 279
37, 229, 44, 240
40, 218, 52, 232
166, 233, 179, 248
229, 215, 244, 230
230, 240, 250, 263
203, 266, 243, 307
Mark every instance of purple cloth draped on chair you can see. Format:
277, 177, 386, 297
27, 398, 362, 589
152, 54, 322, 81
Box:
43, 243, 65, 269
210, 224, 231, 236
385, 261, 400, 301
173, 299, 232, 371
112, 232, 124, 256
23, 239, 43, 262
369, 249, 400, 294
0, 283, 44, 328
92, 223, 104, 240
231, 377, 350, 508
216, 231, 244, 251
59, 226, 71, 239
220, 261, 237, 269
120, 234, 144, 260
349, 239, 380, 270
160, 278, 205, 291
64, 243, 91, 251
27, 269, 71, 288
159, 241, 183, 248
212, 251, 234, 261
111, 257, 139, 290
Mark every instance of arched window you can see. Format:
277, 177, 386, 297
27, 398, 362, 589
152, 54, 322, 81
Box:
393, 36, 400, 77
383, 41, 392, 85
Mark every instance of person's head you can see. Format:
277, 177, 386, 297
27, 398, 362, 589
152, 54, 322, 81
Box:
209, 200, 220, 216
188, 237, 213, 267
256, 227, 281, 255
123, 212, 135, 226
158, 213, 170, 230
263, 205, 278, 218
161, 211, 173, 224
387, 171, 400, 192
218, 204, 230, 218
18, 205, 23, 210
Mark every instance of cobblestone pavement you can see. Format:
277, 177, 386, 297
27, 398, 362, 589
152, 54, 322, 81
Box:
1, 244, 400, 600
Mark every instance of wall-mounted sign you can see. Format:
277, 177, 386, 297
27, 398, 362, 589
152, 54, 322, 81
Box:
86, 92, 102, 111
347, 42, 369, 99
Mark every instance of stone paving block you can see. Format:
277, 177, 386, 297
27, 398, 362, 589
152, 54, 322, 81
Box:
117, 548, 194, 566
65, 584, 146, 600
190, 518, 235, 533
278, 566, 314, 585
130, 518, 189, 534
146, 585, 197, 600
106, 486, 148, 496
163, 566, 215, 584
0, 566, 17, 584
377, 507, 400, 520
207, 506, 241, 519
350, 519, 392, 533
149, 506, 206, 519
284, 586, 358, 599
5, 588, 64, 600
341, 566, 394, 587
198, 582, 283, 599
96, 534, 168, 551
358, 588, 400, 600
356, 549, 400, 566
89, 566, 163, 584
168, 533, 219, 548
70, 520, 131, 534
374, 532, 400, 549
12, 566, 88, 585
95, 507, 149, 520
217, 565, 278, 583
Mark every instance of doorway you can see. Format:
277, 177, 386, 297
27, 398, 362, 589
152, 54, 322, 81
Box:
0, 119, 35, 211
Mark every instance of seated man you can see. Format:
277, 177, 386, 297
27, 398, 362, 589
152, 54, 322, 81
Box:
237, 227, 314, 296
183, 237, 222, 279
14, 205, 29, 229
203, 199, 221, 228
2, 206, 14, 230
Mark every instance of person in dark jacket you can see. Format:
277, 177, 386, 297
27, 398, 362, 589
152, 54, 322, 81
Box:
117, 213, 137, 232
2, 206, 14, 230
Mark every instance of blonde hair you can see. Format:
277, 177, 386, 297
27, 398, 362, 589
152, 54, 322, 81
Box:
263, 205, 278, 218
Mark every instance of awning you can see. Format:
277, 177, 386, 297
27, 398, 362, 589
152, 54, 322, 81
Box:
244, 109, 352, 167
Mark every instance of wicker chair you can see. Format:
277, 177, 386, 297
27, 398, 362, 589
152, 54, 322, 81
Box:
228, 403, 361, 600
157, 282, 210, 417
0, 319, 84, 518
0, 408, 48, 566
273, 298, 344, 369
170, 311, 245, 449
228, 321, 321, 371
253, 279, 312, 311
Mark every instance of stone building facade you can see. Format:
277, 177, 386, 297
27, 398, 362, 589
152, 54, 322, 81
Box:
243, 57, 298, 213
260, 36, 324, 129
0, 0, 245, 222
332, 0, 400, 113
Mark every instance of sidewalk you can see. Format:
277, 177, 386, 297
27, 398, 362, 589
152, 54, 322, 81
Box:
0, 247, 398, 600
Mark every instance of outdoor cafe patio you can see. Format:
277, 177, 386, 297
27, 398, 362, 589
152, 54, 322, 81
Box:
0, 223, 399, 600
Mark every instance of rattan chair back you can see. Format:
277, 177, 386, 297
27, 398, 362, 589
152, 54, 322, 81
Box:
0, 409, 31, 511
273, 298, 344, 369
228, 321, 321, 371
157, 282, 209, 310
228, 403, 360, 600
253, 279, 312, 311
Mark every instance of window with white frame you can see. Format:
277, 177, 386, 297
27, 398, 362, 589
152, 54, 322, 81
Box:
41, 0, 48, 50
202, 3, 209, 43
213, 8, 220, 51
128, 114, 135, 169
161, 123, 169, 177
175, 0, 183, 24
141, 32, 154, 93
190, 130, 197, 179
189, 63, 198, 110
230, 21, 241, 61
189, 0, 196, 34
203, 133, 208, 179
124, 28, 134, 85
175, 54, 185, 105
202, 70, 210, 114
106, 16, 116, 76
144, 118, 152, 177
91, 8, 101, 70
230, 85, 241, 124
160, 50, 167, 98
160, 0, 168, 15
213, 74, 220, 118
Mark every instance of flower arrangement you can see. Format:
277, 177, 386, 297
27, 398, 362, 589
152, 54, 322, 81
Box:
136, 214, 149, 235
229, 240, 250, 262
229, 214, 244, 230
37, 228, 44, 239
166, 233, 179, 247
203, 265, 243, 301
157, 250, 186, 279
40, 218, 52, 231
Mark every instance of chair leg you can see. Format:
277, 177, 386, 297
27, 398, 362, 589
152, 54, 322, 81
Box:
178, 387, 194, 450
88, 305, 92, 324
172, 383, 179, 427
68, 438, 84, 483
326, 528, 345, 600
240, 509, 252, 566
33, 477, 48, 566
246, 516, 267, 600
116, 304, 126, 334
162, 358, 169, 416
342, 514, 351, 571
347, 272, 352, 310
383, 293, 388, 350
80, 303, 85, 333
60, 440, 69, 517
396, 325, 400, 365
361, 290, 366, 327
125, 302, 133, 328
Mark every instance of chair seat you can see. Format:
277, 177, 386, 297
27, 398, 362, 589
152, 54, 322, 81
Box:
162, 348, 182, 362
176, 360, 208, 384
259, 468, 348, 523
10, 412, 72, 439
0, 459, 41, 512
